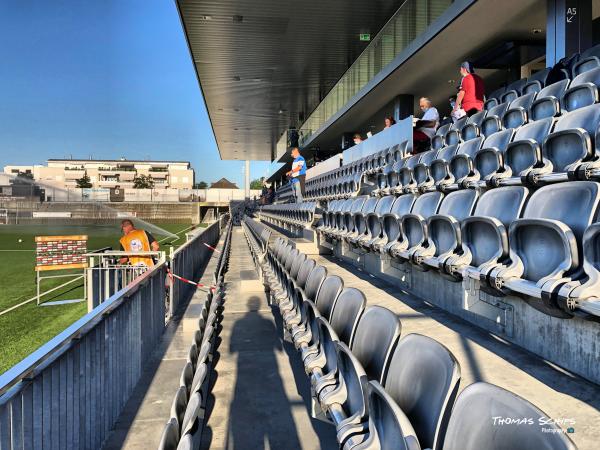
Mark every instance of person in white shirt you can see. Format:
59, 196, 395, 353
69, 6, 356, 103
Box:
413, 97, 439, 154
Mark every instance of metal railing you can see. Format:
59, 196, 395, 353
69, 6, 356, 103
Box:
0, 219, 224, 450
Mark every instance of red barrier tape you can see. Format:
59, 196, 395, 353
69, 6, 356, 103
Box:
167, 269, 216, 292
203, 242, 221, 253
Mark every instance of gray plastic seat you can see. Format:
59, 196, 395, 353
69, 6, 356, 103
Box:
558, 222, 600, 317
320, 306, 402, 444
460, 110, 487, 141
500, 78, 527, 103
391, 192, 444, 260
176, 433, 194, 450
429, 145, 460, 189
179, 362, 194, 397
377, 334, 461, 450
396, 154, 422, 194
283, 264, 327, 328
158, 418, 180, 450
530, 79, 569, 120
572, 43, 600, 77
444, 116, 469, 146
532, 103, 600, 184
416, 189, 480, 271
486, 118, 553, 185
411, 149, 440, 191
309, 288, 366, 391
480, 102, 509, 136
432, 123, 451, 150
447, 136, 484, 187
348, 197, 380, 245
523, 67, 551, 94
170, 386, 188, 431
314, 275, 344, 321
362, 195, 396, 250
445, 187, 529, 281
190, 363, 208, 396
442, 383, 577, 450
180, 391, 202, 437
491, 181, 600, 317
562, 66, 600, 112
347, 381, 419, 450
502, 92, 536, 128
484, 86, 506, 110
379, 194, 418, 255
337, 196, 368, 240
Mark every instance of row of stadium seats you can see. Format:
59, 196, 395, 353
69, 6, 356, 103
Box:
319, 182, 600, 318
242, 216, 271, 269
158, 221, 233, 450
304, 144, 406, 201
299, 45, 600, 203
484, 43, 600, 109
248, 234, 575, 449
259, 202, 318, 231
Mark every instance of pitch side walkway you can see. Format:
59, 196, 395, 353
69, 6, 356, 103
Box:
200, 228, 337, 450
102, 231, 228, 449
313, 253, 600, 450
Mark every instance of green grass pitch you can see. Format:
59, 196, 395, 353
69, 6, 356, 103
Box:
0, 222, 194, 374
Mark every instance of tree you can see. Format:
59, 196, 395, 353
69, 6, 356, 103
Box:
194, 181, 208, 189
75, 173, 93, 188
133, 174, 155, 189
250, 178, 264, 190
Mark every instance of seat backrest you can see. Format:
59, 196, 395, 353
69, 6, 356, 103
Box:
573, 43, 600, 77
563, 66, 600, 111
544, 103, 600, 172
314, 275, 344, 320
482, 129, 514, 153
523, 181, 600, 243
442, 383, 577, 450
411, 192, 444, 217
374, 195, 395, 216
304, 265, 327, 300
350, 196, 368, 213
390, 194, 417, 216
157, 418, 179, 450
296, 258, 316, 290
329, 287, 366, 345
523, 67, 551, 94
363, 381, 420, 450
437, 189, 479, 220
455, 136, 484, 160
504, 117, 554, 175
503, 92, 536, 128
531, 79, 569, 120
473, 187, 529, 227
350, 306, 402, 383
289, 252, 307, 280
384, 334, 461, 450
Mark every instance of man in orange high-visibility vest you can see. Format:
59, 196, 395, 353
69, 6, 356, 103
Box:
118, 219, 160, 267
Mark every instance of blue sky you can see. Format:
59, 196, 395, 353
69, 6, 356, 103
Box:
0, 0, 271, 187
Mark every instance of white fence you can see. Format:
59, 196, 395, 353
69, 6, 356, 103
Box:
41, 188, 262, 203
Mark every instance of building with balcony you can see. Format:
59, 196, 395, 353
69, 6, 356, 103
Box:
3, 158, 194, 190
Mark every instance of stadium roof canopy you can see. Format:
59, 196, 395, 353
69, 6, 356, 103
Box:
176, 0, 405, 161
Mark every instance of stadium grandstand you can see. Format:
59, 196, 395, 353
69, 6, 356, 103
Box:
1, 1, 600, 450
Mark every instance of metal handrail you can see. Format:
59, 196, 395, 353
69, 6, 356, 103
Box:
0, 260, 163, 396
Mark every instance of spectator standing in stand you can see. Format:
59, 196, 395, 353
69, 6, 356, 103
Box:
384, 116, 396, 129
286, 147, 306, 203
455, 61, 485, 117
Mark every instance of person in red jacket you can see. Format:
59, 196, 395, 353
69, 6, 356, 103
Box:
455, 61, 485, 117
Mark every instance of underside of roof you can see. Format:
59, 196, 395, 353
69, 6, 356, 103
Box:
176, 0, 405, 161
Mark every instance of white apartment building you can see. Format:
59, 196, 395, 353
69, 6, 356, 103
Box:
3, 159, 195, 190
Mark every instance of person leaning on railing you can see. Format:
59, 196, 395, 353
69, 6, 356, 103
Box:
119, 219, 160, 267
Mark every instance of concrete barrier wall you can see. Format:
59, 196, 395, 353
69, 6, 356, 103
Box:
332, 240, 600, 385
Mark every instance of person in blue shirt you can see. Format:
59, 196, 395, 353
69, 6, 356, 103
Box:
286, 147, 306, 203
